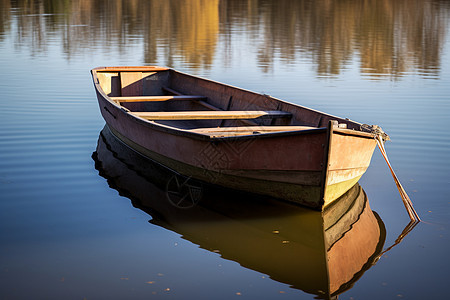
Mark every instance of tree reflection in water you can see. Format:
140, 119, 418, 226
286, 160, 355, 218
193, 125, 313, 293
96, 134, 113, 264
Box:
1, 0, 448, 77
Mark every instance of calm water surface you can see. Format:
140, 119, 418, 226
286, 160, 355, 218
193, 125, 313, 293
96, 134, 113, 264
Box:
1, 1, 450, 299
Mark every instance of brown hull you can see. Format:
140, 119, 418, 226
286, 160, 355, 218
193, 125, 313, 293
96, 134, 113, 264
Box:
91, 66, 381, 209
93, 127, 386, 298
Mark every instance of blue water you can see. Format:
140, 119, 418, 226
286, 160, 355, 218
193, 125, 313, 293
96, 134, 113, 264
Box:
1, 1, 450, 299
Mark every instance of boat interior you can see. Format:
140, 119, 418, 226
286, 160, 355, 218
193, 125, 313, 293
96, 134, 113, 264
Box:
95, 68, 357, 138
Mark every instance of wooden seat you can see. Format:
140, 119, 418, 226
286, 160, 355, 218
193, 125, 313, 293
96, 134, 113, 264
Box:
111, 95, 207, 102
131, 110, 292, 120
189, 126, 315, 133
189, 126, 316, 137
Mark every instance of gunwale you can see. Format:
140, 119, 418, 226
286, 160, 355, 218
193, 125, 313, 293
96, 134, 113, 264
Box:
92, 67, 375, 139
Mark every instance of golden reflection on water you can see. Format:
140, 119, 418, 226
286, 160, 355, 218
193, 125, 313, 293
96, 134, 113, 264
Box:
1, 0, 448, 76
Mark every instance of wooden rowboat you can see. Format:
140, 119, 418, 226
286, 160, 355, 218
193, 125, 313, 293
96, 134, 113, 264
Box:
91, 66, 389, 210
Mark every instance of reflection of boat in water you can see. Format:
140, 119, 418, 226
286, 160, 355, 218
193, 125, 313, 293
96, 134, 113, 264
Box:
92, 125, 386, 299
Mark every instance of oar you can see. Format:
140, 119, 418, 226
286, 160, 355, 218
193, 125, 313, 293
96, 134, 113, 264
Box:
374, 134, 421, 222
372, 219, 419, 265
361, 124, 421, 222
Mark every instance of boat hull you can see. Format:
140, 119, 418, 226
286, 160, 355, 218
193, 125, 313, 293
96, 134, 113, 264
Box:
92, 66, 378, 209
93, 128, 386, 298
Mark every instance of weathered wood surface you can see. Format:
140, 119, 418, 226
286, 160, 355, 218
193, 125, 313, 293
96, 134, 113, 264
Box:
120, 72, 145, 96
190, 125, 315, 133
162, 86, 182, 95
94, 66, 169, 72
112, 95, 207, 102
131, 110, 292, 120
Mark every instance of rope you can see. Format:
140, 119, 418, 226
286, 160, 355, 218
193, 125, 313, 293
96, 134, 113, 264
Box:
365, 125, 421, 222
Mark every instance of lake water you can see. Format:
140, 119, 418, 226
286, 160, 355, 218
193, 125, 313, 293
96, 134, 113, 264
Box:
1, 1, 449, 299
